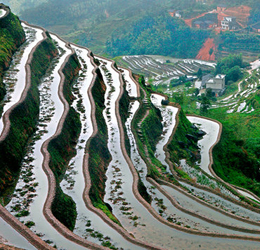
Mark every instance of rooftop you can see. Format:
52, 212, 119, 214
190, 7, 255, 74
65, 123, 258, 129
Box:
215, 74, 226, 79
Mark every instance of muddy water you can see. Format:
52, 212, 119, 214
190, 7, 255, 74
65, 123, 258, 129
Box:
163, 184, 260, 234
237, 188, 260, 203
128, 100, 259, 235
0, 24, 44, 135
149, 94, 260, 235
180, 181, 260, 222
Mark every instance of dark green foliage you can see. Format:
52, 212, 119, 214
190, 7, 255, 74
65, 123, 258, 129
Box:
0, 37, 57, 200
197, 68, 203, 80
138, 178, 151, 204
215, 53, 243, 74
0, 10, 25, 103
215, 53, 243, 83
52, 186, 77, 231
87, 70, 120, 224
48, 108, 81, 181
19, 0, 212, 54
249, 0, 260, 24
200, 93, 211, 114
119, 79, 131, 156
213, 123, 260, 197
167, 109, 200, 167
225, 66, 242, 83
48, 54, 81, 230
131, 76, 164, 179
62, 54, 81, 104
107, 13, 209, 58
141, 108, 163, 153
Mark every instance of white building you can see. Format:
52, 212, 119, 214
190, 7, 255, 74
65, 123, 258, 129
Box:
221, 16, 238, 30
206, 74, 226, 96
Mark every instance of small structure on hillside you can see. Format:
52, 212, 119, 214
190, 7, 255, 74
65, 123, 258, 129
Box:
202, 74, 226, 96
168, 9, 182, 18
221, 16, 240, 30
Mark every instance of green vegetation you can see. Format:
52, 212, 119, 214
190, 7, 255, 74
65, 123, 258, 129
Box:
210, 106, 260, 199
18, 0, 210, 55
52, 186, 77, 231
167, 109, 201, 174
0, 8, 25, 103
0, 35, 57, 203
49, 54, 81, 231
107, 13, 208, 58
132, 76, 165, 179
119, 78, 131, 156
217, 32, 260, 62
215, 53, 244, 79
87, 68, 120, 225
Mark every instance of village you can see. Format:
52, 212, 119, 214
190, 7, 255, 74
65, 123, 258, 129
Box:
169, 3, 260, 33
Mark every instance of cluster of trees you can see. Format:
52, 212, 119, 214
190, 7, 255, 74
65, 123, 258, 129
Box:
106, 14, 208, 58
215, 54, 244, 84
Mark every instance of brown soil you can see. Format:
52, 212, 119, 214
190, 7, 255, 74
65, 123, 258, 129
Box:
0, 244, 23, 250
196, 38, 216, 61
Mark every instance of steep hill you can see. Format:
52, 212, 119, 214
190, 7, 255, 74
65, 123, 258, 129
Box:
2, 4, 260, 250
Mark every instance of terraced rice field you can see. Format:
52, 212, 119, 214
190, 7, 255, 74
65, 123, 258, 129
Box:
1, 22, 260, 250
121, 55, 215, 89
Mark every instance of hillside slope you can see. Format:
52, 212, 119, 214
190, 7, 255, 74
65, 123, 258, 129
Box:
1, 4, 260, 250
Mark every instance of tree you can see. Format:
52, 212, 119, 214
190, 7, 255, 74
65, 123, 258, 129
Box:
226, 66, 242, 83
206, 88, 213, 98
179, 75, 187, 83
200, 93, 210, 114
197, 68, 202, 80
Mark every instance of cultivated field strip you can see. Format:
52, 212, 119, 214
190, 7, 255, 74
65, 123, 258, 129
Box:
58, 45, 141, 249
126, 97, 260, 236
122, 55, 214, 87
217, 69, 260, 114
0, 24, 44, 139
149, 94, 260, 235
2, 23, 260, 250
